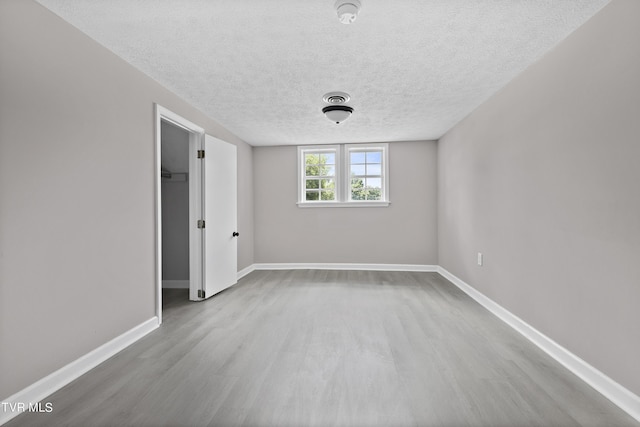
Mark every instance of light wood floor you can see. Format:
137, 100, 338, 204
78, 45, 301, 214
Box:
7, 270, 638, 427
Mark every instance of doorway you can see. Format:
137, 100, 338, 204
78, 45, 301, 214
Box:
155, 105, 205, 323
160, 121, 190, 292
154, 105, 239, 323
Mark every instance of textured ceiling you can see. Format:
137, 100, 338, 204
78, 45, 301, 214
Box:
36, 0, 610, 146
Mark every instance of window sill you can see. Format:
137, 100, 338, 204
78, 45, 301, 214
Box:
297, 201, 390, 208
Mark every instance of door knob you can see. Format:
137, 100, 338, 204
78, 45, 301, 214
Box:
232, 231, 239, 237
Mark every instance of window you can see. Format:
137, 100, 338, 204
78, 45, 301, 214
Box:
297, 143, 389, 207
347, 146, 385, 201
301, 147, 338, 202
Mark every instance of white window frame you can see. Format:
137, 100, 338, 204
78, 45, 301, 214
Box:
297, 143, 390, 208
297, 145, 342, 204
344, 143, 389, 204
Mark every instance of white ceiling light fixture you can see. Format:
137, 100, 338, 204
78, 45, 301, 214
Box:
322, 105, 354, 124
322, 91, 354, 124
335, 0, 361, 24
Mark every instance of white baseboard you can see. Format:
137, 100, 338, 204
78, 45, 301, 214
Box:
0, 317, 159, 426
436, 266, 640, 423
237, 264, 256, 280
252, 263, 438, 272
162, 280, 189, 289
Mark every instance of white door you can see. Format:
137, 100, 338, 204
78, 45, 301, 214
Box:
201, 134, 238, 298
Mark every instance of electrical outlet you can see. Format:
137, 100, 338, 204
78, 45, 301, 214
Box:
477, 252, 483, 266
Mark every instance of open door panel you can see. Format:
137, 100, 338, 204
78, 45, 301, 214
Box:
200, 135, 238, 299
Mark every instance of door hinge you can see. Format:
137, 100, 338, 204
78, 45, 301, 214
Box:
197, 220, 205, 229
197, 150, 205, 159
198, 289, 205, 299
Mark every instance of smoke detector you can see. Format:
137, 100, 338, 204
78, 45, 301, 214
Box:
335, 0, 362, 24
322, 91, 354, 124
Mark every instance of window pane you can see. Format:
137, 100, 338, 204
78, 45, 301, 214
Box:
316, 164, 333, 176
309, 164, 334, 176
320, 190, 335, 200
350, 152, 365, 164
367, 164, 381, 175
351, 189, 366, 200
366, 151, 382, 163
305, 153, 319, 165
366, 189, 382, 200
305, 191, 319, 201
366, 177, 382, 189
321, 153, 336, 165
350, 177, 364, 200
350, 164, 365, 176
306, 179, 319, 189
320, 179, 335, 190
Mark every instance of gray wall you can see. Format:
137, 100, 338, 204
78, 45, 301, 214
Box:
254, 141, 438, 265
161, 180, 189, 281
161, 121, 190, 283
0, 0, 254, 399
438, 0, 640, 396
